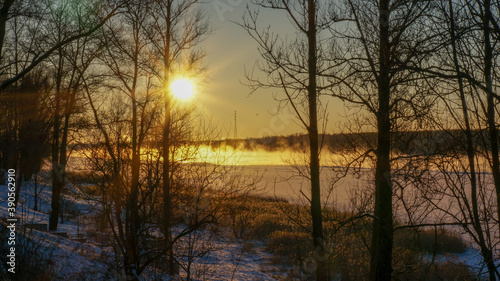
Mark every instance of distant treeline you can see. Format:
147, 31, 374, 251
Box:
205, 130, 492, 156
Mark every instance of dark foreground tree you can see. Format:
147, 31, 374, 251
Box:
329, 0, 435, 279
141, 0, 210, 274
45, 0, 104, 231
0, 71, 50, 205
240, 1, 338, 279
81, 0, 213, 279
0, 0, 118, 91
421, 0, 500, 279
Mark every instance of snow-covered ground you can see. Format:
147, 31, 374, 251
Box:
172, 236, 284, 281
424, 247, 499, 279
0, 178, 286, 280
3, 171, 494, 280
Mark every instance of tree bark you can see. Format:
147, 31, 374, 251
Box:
49, 168, 63, 231
162, 1, 175, 275
0, 0, 15, 61
449, 1, 496, 279
125, 85, 140, 280
369, 0, 393, 280
480, 2, 499, 279
306, 1, 326, 280
49, 48, 63, 231
163, 96, 174, 275
482, 0, 500, 228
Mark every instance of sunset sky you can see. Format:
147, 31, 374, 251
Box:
201, 1, 344, 138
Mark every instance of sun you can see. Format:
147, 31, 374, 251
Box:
170, 78, 195, 100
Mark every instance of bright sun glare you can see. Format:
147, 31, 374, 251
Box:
170, 78, 195, 100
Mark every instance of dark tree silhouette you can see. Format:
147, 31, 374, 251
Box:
329, 0, 435, 279
142, 0, 210, 275
240, 1, 338, 279
0, 0, 118, 91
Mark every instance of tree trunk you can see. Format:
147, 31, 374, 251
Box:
482, 246, 497, 281
58, 112, 70, 224
49, 75, 72, 231
0, 0, 15, 61
49, 50, 63, 231
49, 167, 63, 231
34, 174, 38, 211
479, 1, 499, 279
306, 1, 326, 280
163, 97, 175, 275
125, 84, 141, 280
448, 0, 497, 278
369, 0, 393, 280
162, 1, 176, 275
482, 0, 500, 227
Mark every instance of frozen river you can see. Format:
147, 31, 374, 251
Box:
66, 147, 497, 224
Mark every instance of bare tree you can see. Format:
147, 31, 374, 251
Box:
0, 0, 53, 206
328, 0, 436, 279
80, 0, 215, 279
41, 0, 105, 231
416, 0, 500, 279
91, 1, 159, 278
478, 0, 500, 227
0, 0, 119, 91
405, 0, 500, 231
239, 1, 339, 279
141, 0, 210, 275
0, 70, 50, 206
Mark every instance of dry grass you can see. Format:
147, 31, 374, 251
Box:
219, 194, 472, 280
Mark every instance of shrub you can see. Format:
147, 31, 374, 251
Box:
330, 229, 371, 280
250, 213, 293, 240
266, 230, 312, 264
396, 260, 474, 281
221, 195, 296, 240
395, 228, 467, 255
420, 229, 467, 254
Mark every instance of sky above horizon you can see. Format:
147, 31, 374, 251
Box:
199, 1, 345, 139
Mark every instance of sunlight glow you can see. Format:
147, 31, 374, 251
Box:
170, 78, 195, 100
